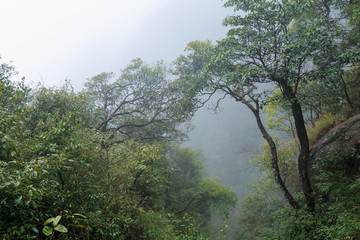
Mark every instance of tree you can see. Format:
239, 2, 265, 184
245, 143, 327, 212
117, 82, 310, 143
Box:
175, 0, 359, 211
84, 58, 193, 143
0, 57, 30, 111
163, 146, 236, 231
0, 80, 225, 239
175, 39, 301, 210
29, 81, 96, 129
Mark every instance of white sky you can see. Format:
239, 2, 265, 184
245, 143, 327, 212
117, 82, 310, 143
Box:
0, 0, 233, 90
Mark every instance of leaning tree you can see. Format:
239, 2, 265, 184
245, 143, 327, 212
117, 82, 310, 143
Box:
174, 0, 359, 211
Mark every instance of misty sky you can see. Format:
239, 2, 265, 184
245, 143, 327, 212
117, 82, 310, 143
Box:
1, 0, 261, 196
1, 0, 233, 90
1, 2, 263, 219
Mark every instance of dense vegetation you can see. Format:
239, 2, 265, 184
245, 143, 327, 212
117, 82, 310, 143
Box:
174, 0, 360, 239
0, 60, 236, 239
1, 0, 360, 239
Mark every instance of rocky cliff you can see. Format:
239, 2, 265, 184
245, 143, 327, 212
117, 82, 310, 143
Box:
309, 113, 360, 194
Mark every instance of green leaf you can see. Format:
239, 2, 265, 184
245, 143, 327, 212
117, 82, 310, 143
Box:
32, 227, 39, 233
14, 196, 22, 205
53, 215, 62, 226
54, 224, 68, 233
44, 217, 55, 225
73, 213, 87, 218
42, 226, 53, 236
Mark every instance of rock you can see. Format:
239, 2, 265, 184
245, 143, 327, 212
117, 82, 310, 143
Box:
309, 113, 360, 188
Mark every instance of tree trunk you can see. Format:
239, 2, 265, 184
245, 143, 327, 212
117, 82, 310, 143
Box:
250, 101, 300, 210
281, 83, 315, 211
226, 87, 300, 209
253, 105, 300, 209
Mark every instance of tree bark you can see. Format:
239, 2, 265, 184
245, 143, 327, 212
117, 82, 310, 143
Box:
281, 83, 315, 211
226, 87, 300, 209
248, 100, 300, 210
341, 76, 354, 109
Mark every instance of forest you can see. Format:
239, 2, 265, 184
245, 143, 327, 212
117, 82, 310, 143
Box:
1, 0, 360, 239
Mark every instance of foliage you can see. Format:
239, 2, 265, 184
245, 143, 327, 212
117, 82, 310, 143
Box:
0, 102, 208, 239
0, 107, 85, 239
262, 89, 295, 136
163, 146, 236, 235
42, 212, 87, 237
175, 0, 360, 212
164, 146, 206, 212
236, 177, 287, 240
83, 58, 193, 143
0, 62, 236, 239
29, 81, 96, 128
0, 59, 30, 112
237, 116, 360, 239
198, 179, 237, 217
313, 148, 360, 239
251, 140, 299, 188
307, 114, 340, 145
237, 135, 300, 239
2, 0, 360, 237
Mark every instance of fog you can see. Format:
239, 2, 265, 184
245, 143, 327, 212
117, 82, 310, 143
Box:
1, 0, 233, 90
3, 0, 358, 238
2, 0, 261, 228
185, 96, 262, 199
1, 0, 262, 198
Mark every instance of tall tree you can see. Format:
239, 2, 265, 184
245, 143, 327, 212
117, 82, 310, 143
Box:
175, 0, 359, 211
84, 58, 193, 143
